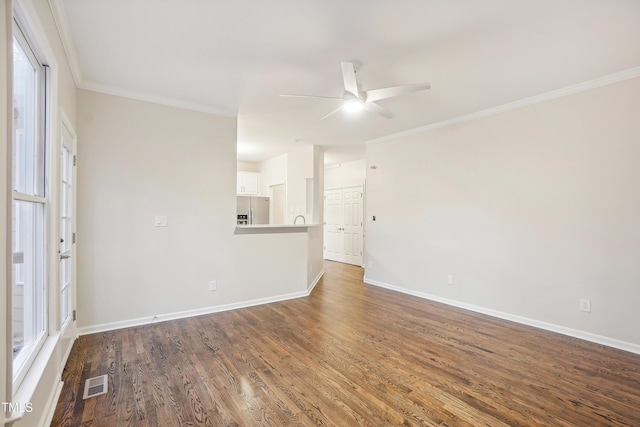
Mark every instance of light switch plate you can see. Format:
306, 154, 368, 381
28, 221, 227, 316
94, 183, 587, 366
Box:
154, 215, 167, 227
579, 298, 591, 312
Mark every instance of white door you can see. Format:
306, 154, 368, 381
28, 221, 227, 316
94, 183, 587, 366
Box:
342, 187, 363, 266
59, 118, 76, 353
324, 189, 344, 262
323, 186, 363, 266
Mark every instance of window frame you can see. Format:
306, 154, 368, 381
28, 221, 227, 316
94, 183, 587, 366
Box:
11, 15, 50, 392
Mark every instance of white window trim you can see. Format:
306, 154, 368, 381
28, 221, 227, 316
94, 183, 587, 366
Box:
11, 19, 50, 394
10, 0, 61, 411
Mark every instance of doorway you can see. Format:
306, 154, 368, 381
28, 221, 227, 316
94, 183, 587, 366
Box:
59, 114, 77, 359
270, 184, 286, 224
324, 186, 363, 266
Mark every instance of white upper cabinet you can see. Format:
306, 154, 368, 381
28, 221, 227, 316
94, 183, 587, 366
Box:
237, 172, 260, 195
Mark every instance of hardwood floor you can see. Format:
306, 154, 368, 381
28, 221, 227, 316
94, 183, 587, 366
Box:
52, 261, 640, 426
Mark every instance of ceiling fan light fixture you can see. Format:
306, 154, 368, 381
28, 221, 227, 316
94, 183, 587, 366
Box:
343, 98, 364, 113
280, 62, 430, 121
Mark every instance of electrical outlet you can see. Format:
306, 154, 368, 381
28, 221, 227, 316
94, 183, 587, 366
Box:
579, 298, 591, 312
209, 281, 217, 291
154, 215, 167, 227
447, 274, 454, 285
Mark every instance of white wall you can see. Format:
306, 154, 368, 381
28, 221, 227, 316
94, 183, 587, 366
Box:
365, 77, 640, 350
307, 146, 325, 285
286, 146, 313, 224
259, 153, 287, 197
325, 158, 366, 190
237, 161, 260, 173
76, 90, 317, 331
258, 147, 315, 224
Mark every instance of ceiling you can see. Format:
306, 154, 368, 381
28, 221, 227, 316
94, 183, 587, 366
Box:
57, 0, 640, 166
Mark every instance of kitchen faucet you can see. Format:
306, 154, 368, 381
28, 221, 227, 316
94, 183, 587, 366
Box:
294, 215, 306, 225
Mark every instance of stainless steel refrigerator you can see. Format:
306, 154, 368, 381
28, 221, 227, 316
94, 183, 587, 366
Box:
237, 196, 270, 224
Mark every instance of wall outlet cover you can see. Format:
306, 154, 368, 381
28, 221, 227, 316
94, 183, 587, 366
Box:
579, 298, 591, 312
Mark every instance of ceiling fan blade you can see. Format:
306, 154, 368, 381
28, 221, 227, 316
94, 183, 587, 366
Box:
340, 62, 359, 98
364, 83, 430, 103
280, 94, 343, 100
362, 101, 395, 119
319, 105, 344, 121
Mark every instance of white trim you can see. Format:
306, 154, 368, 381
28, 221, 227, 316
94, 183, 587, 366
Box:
363, 275, 640, 356
79, 81, 236, 118
58, 109, 76, 338
11, 333, 58, 404
366, 67, 640, 145
324, 181, 365, 191
77, 288, 313, 336
45, 0, 236, 117
11, 192, 47, 204
47, 0, 82, 86
59, 109, 77, 142
38, 379, 63, 427
11, 0, 60, 394
59, 333, 75, 369
307, 269, 325, 293
13, 1, 56, 67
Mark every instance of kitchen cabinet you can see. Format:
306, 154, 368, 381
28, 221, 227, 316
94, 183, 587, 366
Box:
237, 172, 260, 195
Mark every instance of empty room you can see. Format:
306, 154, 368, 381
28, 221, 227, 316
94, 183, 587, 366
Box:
1, 1, 640, 426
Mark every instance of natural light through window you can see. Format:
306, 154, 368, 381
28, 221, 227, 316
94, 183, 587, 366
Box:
12, 24, 49, 388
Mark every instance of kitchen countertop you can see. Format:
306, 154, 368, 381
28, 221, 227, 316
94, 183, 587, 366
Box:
234, 223, 319, 234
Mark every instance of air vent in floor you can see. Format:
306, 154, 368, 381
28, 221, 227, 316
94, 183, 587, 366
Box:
83, 374, 108, 399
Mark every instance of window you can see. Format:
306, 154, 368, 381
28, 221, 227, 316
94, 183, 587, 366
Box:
12, 20, 49, 388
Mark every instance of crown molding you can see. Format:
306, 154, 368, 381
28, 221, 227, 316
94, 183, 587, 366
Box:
47, 0, 235, 117
79, 81, 237, 117
47, 0, 82, 86
366, 66, 640, 145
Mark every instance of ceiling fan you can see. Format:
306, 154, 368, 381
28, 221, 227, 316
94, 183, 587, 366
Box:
280, 62, 430, 120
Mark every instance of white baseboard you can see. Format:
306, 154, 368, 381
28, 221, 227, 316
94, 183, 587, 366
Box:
39, 380, 63, 427
60, 336, 75, 369
363, 275, 640, 355
307, 269, 325, 293
77, 288, 313, 336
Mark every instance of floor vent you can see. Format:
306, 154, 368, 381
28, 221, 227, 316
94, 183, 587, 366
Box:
83, 374, 108, 400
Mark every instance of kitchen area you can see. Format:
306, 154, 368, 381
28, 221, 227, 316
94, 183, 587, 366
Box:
234, 144, 325, 293
236, 145, 316, 227
236, 195, 270, 225
236, 170, 275, 225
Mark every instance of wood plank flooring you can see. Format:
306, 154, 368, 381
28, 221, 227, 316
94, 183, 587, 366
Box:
52, 261, 640, 426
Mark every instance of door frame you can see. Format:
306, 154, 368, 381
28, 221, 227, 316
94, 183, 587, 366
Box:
323, 184, 364, 266
269, 182, 286, 225
58, 111, 77, 358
